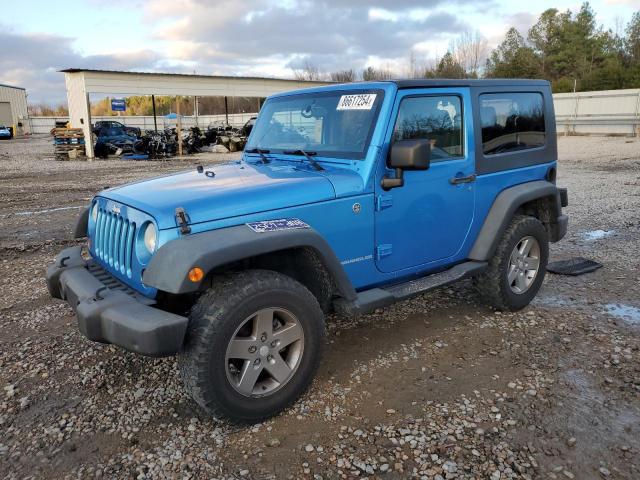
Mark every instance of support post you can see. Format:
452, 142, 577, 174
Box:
224, 96, 229, 125
572, 93, 580, 135
194, 96, 199, 128
176, 97, 183, 157
65, 72, 94, 159
152, 94, 158, 133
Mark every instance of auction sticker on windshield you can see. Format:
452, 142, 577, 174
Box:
336, 94, 377, 110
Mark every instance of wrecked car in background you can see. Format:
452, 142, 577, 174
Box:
93, 120, 141, 138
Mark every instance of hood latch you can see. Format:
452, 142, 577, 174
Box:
175, 207, 191, 235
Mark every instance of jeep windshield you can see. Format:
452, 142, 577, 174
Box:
246, 89, 384, 160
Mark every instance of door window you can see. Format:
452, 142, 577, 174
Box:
392, 95, 463, 161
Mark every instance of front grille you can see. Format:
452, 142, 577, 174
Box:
93, 208, 136, 278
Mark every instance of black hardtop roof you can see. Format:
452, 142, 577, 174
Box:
390, 78, 550, 89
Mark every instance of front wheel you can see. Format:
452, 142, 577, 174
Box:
475, 215, 549, 311
178, 270, 325, 423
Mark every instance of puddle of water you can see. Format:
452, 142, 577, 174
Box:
531, 295, 569, 307
603, 303, 640, 325
563, 368, 640, 430
533, 294, 575, 308
582, 229, 615, 241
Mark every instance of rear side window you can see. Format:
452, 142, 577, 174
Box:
480, 93, 545, 155
393, 95, 463, 160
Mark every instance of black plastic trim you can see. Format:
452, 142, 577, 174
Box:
73, 207, 89, 238
143, 225, 357, 300
555, 214, 568, 240
559, 188, 568, 207
334, 260, 487, 315
46, 246, 187, 357
469, 180, 564, 261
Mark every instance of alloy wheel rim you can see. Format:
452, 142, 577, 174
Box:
225, 307, 305, 397
507, 235, 541, 294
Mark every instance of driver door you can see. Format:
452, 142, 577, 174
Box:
374, 89, 475, 273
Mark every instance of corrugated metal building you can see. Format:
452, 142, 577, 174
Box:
0, 83, 29, 134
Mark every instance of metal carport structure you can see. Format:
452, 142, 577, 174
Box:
61, 69, 330, 158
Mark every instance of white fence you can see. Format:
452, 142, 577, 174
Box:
28, 112, 257, 135
554, 88, 640, 136
27, 88, 640, 137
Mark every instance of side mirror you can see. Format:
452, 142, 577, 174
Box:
382, 139, 431, 190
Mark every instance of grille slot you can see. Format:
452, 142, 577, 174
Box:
94, 208, 136, 278
86, 262, 154, 305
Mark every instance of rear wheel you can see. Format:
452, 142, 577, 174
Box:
178, 270, 325, 423
475, 215, 548, 311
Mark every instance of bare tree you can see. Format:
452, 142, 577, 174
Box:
293, 60, 324, 81
330, 69, 356, 83
28, 103, 69, 116
450, 31, 489, 77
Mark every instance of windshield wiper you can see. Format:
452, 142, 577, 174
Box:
245, 147, 271, 164
283, 149, 324, 171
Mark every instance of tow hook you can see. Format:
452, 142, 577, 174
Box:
94, 286, 107, 301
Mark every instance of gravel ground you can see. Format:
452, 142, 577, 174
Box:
0, 135, 639, 479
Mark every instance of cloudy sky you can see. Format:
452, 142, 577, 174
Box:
1, 0, 639, 104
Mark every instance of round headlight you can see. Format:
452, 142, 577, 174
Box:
143, 223, 157, 253
91, 203, 98, 222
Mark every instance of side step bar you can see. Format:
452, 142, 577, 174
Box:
334, 261, 487, 316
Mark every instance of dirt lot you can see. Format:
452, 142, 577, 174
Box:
1, 135, 639, 480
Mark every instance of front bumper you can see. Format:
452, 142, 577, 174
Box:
46, 246, 188, 357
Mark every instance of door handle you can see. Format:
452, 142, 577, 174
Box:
450, 174, 476, 185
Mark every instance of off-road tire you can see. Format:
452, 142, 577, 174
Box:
178, 270, 325, 423
475, 215, 549, 311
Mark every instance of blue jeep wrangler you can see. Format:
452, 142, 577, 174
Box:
47, 79, 568, 423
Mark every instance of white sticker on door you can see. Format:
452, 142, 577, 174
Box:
336, 94, 377, 111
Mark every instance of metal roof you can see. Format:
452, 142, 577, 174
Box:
59, 71, 549, 89
0, 83, 26, 91
60, 68, 333, 84
391, 78, 550, 89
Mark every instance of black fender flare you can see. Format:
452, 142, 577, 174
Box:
142, 224, 357, 300
468, 180, 563, 261
74, 207, 90, 238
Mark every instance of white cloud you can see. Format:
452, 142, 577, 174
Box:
8, 0, 629, 105
0, 28, 172, 103
603, 0, 640, 6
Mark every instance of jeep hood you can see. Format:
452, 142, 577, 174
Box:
102, 161, 351, 229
